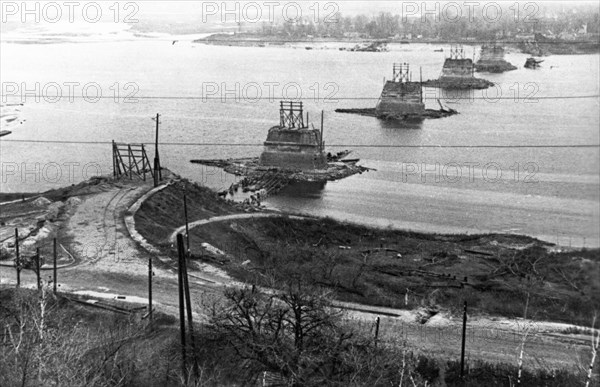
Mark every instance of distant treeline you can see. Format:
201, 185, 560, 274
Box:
246, 3, 600, 41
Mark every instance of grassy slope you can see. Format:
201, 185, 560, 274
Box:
188, 216, 600, 326
134, 179, 239, 247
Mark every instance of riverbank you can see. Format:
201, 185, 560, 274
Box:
133, 176, 600, 327
195, 33, 600, 55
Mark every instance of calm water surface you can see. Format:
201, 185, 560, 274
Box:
1, 38, 598, 246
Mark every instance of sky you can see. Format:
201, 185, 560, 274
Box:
1, 1, 598, 33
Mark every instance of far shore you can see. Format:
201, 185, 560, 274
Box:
194, 32, 600, 55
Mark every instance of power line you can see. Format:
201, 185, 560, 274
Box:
1, 139, 599, 148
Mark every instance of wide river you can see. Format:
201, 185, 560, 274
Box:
1, 36, 598, 247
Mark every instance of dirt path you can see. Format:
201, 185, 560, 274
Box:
0, 179, 221, 322
64, 184, 153, 274
169, 213, 303, 244
58, 181, 226, 309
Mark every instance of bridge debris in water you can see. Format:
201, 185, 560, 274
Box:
525, 57, 544, 69
191, 102, 372, 202
474, 43, 517, 73
422, 45, 494, 90
335, 63, 458, 121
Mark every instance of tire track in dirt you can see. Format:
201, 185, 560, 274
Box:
91, 188, 131, 264
64, 182, 163, 275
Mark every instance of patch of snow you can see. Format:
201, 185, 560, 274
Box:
32, 197, 52, 207
66, 197, 82, 207
201, 242, 226, 256
72, 290, 149, 304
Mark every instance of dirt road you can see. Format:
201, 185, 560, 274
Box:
0, 178, 221, 321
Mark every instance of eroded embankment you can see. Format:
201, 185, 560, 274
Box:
189, 216, 599, 326
133, 179, 243, 249
134, 182, 600, 327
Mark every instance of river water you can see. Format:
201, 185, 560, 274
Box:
1, 36, 598, 247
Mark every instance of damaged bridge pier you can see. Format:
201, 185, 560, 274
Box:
474, 43, 517, 73
336, 63, 458, 121
191, 101, 371, 203
376, 63, 425, 118
422, 45, 494, 90
260, 101, 327, 171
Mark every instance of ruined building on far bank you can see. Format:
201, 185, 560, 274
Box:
259, 101, 327, 171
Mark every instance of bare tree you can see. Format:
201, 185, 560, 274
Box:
585, 312, 600, 387
210, 281, 353, 385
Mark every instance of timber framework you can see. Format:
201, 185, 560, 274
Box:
112, 141, 155, 181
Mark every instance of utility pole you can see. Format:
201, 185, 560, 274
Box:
320, 110, 324, 153
153, 113, 161, 187
15, 228, 20, 287
53, 238, 57, 293
112, 140, 116, 178
374, 316, 380, 347
460, 301, 468, 379
176, 234, 187, 381
35, 247, 41, 291
184, 194, 190, 258
181, 238, 199, 379
148, 257, 153, 322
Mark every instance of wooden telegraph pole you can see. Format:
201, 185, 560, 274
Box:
148, 257, 153, 322
374, 316, 380, 348
35, 247, 41, 290
320, 110, 324, 153
184, 194, 190, 257
176, 234, 187, 381
15, 228, 20, 287
181, 234, 199, 379
153, 113, 161, 187
177, 230, 199, 380
460, 301, 468, 379
53, 238, 57, 293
